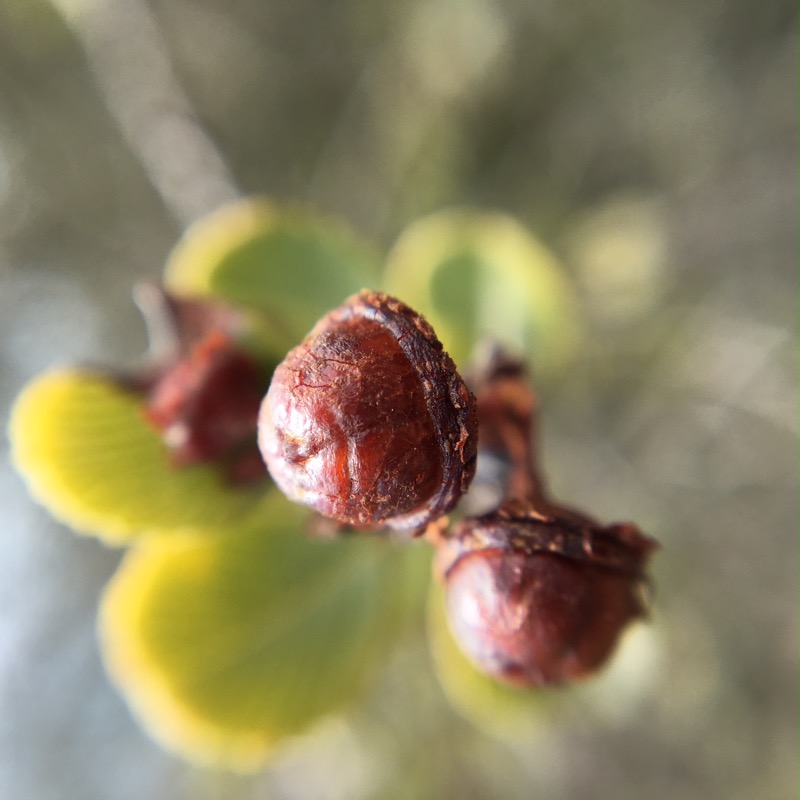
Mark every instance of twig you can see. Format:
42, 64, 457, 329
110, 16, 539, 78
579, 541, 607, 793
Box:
50, 0, 240, 227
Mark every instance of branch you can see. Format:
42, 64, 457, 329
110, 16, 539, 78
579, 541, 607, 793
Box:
50, 0, 240, 227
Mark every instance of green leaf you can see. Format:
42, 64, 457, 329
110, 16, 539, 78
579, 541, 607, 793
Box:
9, 370, 266, 543
426, 580, 555, 738
383, 210, 581, 378
164, 198, 382, 352
100, 496, 411, 770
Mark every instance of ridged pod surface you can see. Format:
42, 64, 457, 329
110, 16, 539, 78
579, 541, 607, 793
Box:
258, 291, 478, 532
438, 501, 658, 686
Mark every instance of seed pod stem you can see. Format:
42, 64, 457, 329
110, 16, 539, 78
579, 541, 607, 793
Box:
437, 346, 659, 687
467, 347, 592, 524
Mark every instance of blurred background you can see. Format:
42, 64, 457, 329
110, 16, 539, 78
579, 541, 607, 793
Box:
0, 0, 796, 798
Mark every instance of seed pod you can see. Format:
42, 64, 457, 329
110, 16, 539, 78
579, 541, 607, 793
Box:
145, 329, 264, 470
438, 501, 658, 687
258, 290, 478, 532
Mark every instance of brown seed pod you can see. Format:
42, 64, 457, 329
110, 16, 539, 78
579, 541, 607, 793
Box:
145, 329, 265, 472
438, 501, 658, 687
258, 290, 478, 532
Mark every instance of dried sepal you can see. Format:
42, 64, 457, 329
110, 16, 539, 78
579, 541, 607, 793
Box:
133, 284, 268, 483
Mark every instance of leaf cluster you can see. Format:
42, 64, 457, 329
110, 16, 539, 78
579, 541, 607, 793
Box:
10, 199, 579, 769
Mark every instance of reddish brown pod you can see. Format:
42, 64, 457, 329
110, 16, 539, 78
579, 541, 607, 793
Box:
437, 501, 658, 687
258, 290, 478, 532
145, 329, 265, 474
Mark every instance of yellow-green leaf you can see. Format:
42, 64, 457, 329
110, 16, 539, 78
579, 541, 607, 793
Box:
9, 370, 266, 543
383, 210, 581, 378
164, 198, 381, 352
427, 580, 555, 738
100, 497, 410, 770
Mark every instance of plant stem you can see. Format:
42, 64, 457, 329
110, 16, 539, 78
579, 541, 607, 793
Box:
49, 0, 240, 227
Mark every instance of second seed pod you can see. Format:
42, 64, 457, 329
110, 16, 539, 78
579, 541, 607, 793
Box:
438, 501, 658, 687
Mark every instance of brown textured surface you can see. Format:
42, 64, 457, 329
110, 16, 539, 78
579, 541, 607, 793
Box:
440, 501, 657, 687
259, 291, 477, 531
144, 330, 264, 470
445, 548, 647, 686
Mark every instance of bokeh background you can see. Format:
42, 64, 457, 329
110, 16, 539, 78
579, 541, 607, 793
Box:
0, 0, 796, 798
